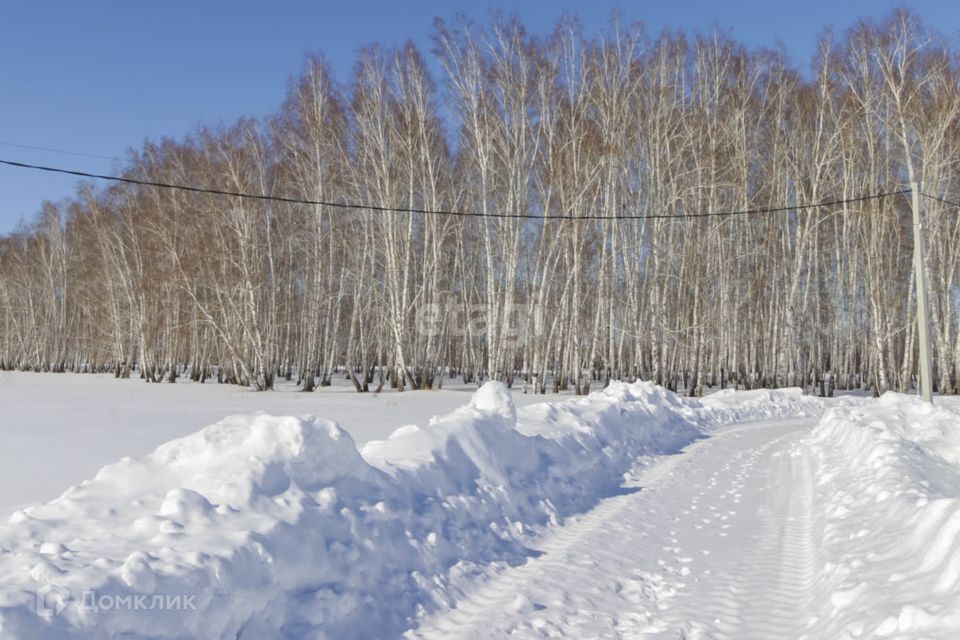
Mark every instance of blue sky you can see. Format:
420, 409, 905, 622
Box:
1, 0, 955, 234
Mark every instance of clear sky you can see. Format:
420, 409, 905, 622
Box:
1, 0, 956, 234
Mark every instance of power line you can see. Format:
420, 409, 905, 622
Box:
920, 191, 960, 209
0, 157, 908, 222
0, 142, 122, 162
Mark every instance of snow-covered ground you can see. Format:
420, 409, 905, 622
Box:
0, 371, 566, 518
1, 373, 958, 638
805, 395, 960, 638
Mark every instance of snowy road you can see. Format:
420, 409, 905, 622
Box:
409, 418, 821, 639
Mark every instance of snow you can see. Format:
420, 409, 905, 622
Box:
2, 373, 958, 638
412, 391, 960, 639
410, 416, 822, 638
0, 379, 820, 638
0, 371, 563, 518
805, 393, 960, 638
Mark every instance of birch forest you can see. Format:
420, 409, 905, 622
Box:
2, 10, 959, 395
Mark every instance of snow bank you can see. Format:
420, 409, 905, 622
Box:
806, 394, 960, 638
0, 381, 821, 638
697, 386, 826, 425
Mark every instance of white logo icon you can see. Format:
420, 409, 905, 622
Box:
36, 581, 71, 618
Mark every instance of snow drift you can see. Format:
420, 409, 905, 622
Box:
806, 393, 960, 638
0, 381, 821, 638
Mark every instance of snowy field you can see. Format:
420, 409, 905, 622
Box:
1, 373, 959, 638
0, 372, 569, 518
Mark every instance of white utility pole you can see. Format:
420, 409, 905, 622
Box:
911, 182, 934, 403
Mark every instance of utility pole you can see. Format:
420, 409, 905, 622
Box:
911, 182, 934, 403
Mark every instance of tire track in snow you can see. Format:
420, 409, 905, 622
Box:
407, 436, 710, 639
660, 430, 820, 639
406, 418, 820, 639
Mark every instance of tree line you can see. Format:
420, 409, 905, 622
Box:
1, 10, 958, 395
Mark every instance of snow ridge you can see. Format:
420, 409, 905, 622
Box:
0, 381, 820, 639
806, 394, 960, 638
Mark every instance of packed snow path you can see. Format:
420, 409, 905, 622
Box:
410, 417, 820, 639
